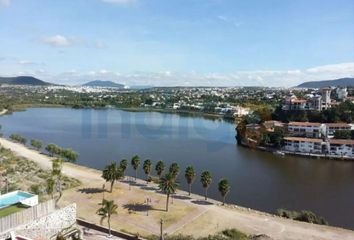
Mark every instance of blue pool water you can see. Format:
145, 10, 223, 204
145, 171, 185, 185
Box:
0, 191, 33, 208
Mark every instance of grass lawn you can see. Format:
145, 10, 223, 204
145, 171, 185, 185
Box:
0, 203, 29, 218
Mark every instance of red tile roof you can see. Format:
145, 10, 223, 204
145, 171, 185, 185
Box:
326, 123, 351, 128
329, 139, 354, 145
288, 122, 322, 127
284, 137, 323, 143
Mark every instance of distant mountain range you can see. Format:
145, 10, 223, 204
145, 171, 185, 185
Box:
0, 76, 52, 86
82, 80, 125, 88
297, 77, 354, 88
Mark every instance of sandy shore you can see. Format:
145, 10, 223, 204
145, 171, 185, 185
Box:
0, 109, 8, 116
1, 137, 354, 240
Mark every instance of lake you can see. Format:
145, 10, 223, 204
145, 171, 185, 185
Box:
0, 108, 353, 229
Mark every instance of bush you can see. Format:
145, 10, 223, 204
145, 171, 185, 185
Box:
276, 208, 328, 225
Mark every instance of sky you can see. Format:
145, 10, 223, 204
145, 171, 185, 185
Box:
0, 0, 353, 87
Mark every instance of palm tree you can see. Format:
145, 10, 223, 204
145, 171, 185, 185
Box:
169, 162, 180, 179
102, 162, 123, 193
46, 178, 55, 199
143, 159, 152, 183
218, 179, 230, 205
155, 160, 165, 178
97, 199, 118, 237
158, 173, 179, 212
184, 166, 196, 196
119, 159, 128, 178
200, 171, 212, 200
131, 155, 141, 181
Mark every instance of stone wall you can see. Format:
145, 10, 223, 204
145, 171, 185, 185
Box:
15, 203, 77, 240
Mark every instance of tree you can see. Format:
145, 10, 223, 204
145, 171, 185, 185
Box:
97, 199, 118, 237
131, 155, 140, 181
155, 160, 165, 178
158, 173, 178, 212
334, 130, 352, 139
169, 162, 180, 179
9, 134, 27, 145
184, 166, 196, 196
143, 159, 152, 183
46, 144, 61, 157
119, 159, 128, 178
46, 178, 55, 199
218, 179, 230, 205
102, 162, 123, 193
200, 171, 212, 200
30, 139, 43, 151
61, 149, 79, 162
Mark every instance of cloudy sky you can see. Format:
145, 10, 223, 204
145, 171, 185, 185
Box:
0, 0, 353, 86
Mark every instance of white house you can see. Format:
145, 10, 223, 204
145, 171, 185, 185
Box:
287, 122, 326, 138
325, 123, 353, 138
329, 139, 354, 157
283, 137, 323, 154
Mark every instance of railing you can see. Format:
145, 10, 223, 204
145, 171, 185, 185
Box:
0, 199, 56, 233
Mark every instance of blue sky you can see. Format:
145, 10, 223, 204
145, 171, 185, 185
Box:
0, 0, 353, 86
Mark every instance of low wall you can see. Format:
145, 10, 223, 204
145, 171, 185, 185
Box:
20, 195, 38, 207
77, 218, 144, 240
15, 203, 77, 240
0, 199, 55, 233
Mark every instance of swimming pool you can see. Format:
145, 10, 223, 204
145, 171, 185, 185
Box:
0, 191, 38, 209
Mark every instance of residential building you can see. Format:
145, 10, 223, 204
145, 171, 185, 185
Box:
283, 137, 324, 154
287, 122, 326, 138
325, 123, 353, 138
329, 139, 354, 157
336, 87, 348, 100
320, 87, 332, 110
263, 120, 284, 132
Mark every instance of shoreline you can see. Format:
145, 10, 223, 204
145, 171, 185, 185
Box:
4, 103, 234, 122
1, 137, 354, 239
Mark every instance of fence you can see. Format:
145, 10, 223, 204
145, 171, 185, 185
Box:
0, 199, 56, 233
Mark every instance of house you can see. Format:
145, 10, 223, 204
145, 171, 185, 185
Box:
287, 122, 326, 138
325, 123, 353, 138
329, 139, 354, 157
263, 120, 284, 132
283, 137, 324, 154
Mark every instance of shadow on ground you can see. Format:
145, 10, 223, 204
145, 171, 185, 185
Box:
173, 195, 192, 200
77, 188, 105, 194
141, 186, 157, 191
191, 200, 213, 205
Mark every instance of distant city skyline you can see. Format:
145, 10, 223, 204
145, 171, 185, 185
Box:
0, 0, 353, 86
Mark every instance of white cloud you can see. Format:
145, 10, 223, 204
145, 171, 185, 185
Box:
101, 0, 136, 5
41, 35, 77, 47
4, 62, 354, 87
0, 0, 11, 6
306, 62, 354, 74
95, 40, 107, 49
217, 15, 243, 28
18, 60, 34, 65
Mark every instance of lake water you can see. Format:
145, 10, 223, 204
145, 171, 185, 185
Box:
0, 108, 353, 229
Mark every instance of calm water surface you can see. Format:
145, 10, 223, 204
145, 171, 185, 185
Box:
0, 108, 353, 229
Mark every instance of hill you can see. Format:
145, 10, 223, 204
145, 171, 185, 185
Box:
297, 77, 354, 88
82, 80, 125, 88
0, 76, 52, 86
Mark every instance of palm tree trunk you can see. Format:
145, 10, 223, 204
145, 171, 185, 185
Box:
166, 193, 170, 212
110, 180, 114, 193
189, 184, 191, 196
135, 169, 137, 181
204, 188, 208, 200
108, 217, 111, 236
222, 196, 225, 205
